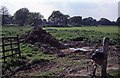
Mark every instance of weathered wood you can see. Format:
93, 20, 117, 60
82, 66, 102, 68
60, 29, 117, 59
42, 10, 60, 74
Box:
17, 35, 21, 57
10, 38, 13, 57
2, 52, 21, 58
1, 36, 21, 62
2, 48, 19, 53
2, 38, 6, 62
3, 42, 18, 46
101, 37, 109, 78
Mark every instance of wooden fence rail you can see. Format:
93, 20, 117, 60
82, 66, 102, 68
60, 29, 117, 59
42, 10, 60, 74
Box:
0, 36, 21, 62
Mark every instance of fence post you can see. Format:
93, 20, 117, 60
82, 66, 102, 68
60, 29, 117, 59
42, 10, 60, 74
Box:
101, 37, 109, 78
10, 38, 14, 57
2, 38, 5, 62
17, 35, 21, 57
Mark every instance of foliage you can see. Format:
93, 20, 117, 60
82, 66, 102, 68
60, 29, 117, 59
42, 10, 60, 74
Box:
1, 6, 120, 27
13, 8, 29, 26
68, 16, 82, 26
48, 10, 69, 26
27, 12, 43, 26
1, 6, 119, 26
0, 6, 10, 25
98, 18, 112, 25
116, 17, 120, 26
82, 17, 97, 26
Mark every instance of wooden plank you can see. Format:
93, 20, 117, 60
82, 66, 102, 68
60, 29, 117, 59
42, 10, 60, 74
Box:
2, 48, 19, 52
2, 42, 19, 46
10, 38, 14, 57
0, 52, 21, 59
2, 52, 21, 58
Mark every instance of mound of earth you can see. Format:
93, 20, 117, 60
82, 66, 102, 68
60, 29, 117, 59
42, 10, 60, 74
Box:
21, 27, 67, 53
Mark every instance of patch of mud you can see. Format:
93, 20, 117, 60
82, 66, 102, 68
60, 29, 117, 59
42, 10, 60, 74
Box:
14, 59, 56, 76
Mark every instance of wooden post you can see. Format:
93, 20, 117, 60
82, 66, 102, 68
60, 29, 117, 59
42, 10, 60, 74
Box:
17, 36, 21, 57
2, 38, 5, 62
101, 37, 109, 78
10, 38, 14, 57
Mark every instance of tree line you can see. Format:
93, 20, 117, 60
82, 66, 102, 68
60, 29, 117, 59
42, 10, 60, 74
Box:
0, 6, 120, 26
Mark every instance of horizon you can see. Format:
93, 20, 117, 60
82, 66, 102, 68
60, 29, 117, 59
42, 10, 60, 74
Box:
1, 0, 119, 21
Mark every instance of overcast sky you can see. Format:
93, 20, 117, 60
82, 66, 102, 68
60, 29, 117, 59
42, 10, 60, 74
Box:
0, 0, 119, 21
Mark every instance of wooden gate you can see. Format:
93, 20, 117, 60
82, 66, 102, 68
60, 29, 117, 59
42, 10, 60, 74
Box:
0, 36, 21, 62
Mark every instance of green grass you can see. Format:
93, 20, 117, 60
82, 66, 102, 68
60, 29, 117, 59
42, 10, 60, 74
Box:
44, 26, 119, 33
1, 25, 120, 49
20, 43, 55, 61
2, 26, 119, 36
2, 26, 32, 36
2, 26, 120, 45
111, 71, 120, 78
44, 26, 120, 45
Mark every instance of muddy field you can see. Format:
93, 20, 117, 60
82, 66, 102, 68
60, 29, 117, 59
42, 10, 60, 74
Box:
2, 27, 120, 78
9, 40, 119, 78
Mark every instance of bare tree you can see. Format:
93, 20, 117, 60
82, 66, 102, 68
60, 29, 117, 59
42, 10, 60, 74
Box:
0, 6, 9, 25
0, 6, 9, 15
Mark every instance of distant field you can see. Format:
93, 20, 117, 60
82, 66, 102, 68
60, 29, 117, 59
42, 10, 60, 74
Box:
2, 26, 32, 36
1, 26, 120, 45
44, 26, 119, 33
44, 26, 120, 44
2, 26, 119, 35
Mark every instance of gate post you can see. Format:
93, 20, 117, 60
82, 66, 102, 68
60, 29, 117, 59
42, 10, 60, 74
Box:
101, 37, 109, 78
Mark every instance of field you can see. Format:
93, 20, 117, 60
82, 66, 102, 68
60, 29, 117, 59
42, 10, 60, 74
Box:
44, 26, 119, 33
1, 26, 120, 77
2, 26, 120, 43
44, 26, 120, 44
2, 26, 119, 35
1, 26, 32, 36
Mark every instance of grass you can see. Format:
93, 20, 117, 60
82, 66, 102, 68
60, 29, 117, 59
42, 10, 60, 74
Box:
111, 71, 120, 78
1, 25, 120, 77
2, 26, 119, 36
44, 26, 119, 33
2, 26, 32, 36
20, 43, 55, 61
45, 27, 120, 45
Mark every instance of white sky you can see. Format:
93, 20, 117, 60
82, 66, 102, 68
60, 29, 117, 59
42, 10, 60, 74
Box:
0, 0, 119, 21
